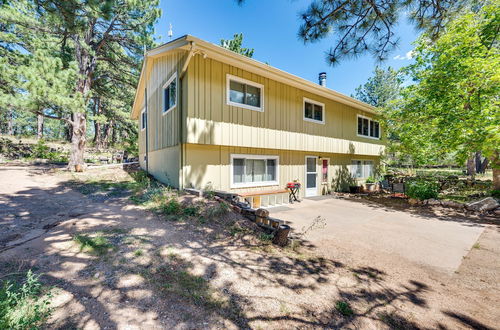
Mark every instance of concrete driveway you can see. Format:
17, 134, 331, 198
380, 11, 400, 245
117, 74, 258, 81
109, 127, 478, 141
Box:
270, 196, 486, 274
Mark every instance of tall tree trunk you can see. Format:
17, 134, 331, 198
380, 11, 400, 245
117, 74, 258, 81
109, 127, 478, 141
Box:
37, 114, 44, 139
93, 98, 102, 149
102, 120, 113, 149
68, 112, 86, 171
65, 115, 73, 142
492, 153, 500, 191
7, 109, 13, 135
466, 154, 476, 179
70, 34, 96, 171
111, 122, 117, 146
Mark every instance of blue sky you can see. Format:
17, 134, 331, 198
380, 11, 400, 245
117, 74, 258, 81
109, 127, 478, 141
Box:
155, 0, 419, 96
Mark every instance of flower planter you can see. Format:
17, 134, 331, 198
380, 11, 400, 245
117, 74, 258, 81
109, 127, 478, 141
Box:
363, 183, 377, 193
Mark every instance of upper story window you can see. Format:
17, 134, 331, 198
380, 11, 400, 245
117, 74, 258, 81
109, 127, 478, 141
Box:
303, 98, 325, 124
141, 108, 146, 130
231, 154, 278, 188
226, 74, 263, 112
163, 72, 177, 114
357, 115, 380, 139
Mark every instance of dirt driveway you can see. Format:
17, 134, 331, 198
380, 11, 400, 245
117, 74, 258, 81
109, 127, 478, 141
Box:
270, 196, 486, 274
1, 165, 499, 329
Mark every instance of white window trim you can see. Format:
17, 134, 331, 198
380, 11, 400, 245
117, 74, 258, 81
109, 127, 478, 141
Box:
303, 97, 325, 124
230, 154, 279, 188
162, 71, 177, 115
140, 108, 146, 131
356, 114, 381, 140
226, 74, 264, 112
350, 159, 375, 179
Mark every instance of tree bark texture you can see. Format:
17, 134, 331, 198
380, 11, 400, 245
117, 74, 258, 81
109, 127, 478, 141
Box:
93, 98, 102, 149
466, 154, 476, 178
273, 224, 291, 247
68, 112, 86, 171
7, 110, 13, 135
37, 114, 44, 139
492, 154, 500, 191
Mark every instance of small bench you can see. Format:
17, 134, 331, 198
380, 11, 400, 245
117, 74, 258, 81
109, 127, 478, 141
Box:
237, 189, 289, 208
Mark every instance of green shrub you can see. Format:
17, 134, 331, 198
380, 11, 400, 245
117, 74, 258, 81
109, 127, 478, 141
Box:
205, 202, 230, 219
491, 190, 500, 198
335, 300, 354, 317
32, 140, 50, 159
406, 179, 439, 200
0, 270, 52, 329
365, 176, 376, 184
183, 206, 200, 217
160, 198, 181, 216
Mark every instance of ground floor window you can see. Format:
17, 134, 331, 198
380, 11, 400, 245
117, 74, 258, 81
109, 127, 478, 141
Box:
231, 154, 278, 187
351, 160, 374, 179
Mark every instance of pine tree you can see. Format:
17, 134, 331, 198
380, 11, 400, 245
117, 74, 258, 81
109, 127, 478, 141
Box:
0, 0, 160, 170
220, 33, 254, 58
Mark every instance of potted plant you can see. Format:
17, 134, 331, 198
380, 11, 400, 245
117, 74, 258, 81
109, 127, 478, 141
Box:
363, 176, 377, 192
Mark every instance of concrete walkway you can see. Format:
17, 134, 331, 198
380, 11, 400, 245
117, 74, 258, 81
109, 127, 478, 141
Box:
270, 196, 486, 274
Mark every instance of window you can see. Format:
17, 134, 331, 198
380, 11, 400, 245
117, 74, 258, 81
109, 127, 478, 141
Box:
141, 109, 146, 130
303, 98, 325, 124
351, 160, 374, 179
227, 74, 263, 111
163, 72, 177, 114
231, 154, 278, 187
357, 115, 380, 139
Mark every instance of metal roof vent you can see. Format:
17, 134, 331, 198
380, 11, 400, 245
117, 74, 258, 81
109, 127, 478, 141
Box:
318, 72, 327, 87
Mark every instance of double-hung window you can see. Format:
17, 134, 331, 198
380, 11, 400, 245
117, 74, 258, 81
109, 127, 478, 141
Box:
357, 115, 380, 139
303, 98, 325, 124
163, 72, 177, 114
227, 75, 263, 111
231, 154, 278, 188
141, 108, 146, 130
351, 160, 374, 179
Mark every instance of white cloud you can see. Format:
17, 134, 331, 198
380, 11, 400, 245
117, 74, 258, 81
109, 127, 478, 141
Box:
393, 50, 414, 60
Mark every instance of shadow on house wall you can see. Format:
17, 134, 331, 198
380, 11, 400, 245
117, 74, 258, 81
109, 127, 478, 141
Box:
332, 165, 356, 192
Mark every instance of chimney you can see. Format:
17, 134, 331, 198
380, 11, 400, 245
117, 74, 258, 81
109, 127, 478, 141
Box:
318, 72, 327, 87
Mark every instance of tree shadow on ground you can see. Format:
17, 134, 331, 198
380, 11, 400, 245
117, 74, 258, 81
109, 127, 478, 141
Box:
342, 194, 498, 228
0, 167, 496, 329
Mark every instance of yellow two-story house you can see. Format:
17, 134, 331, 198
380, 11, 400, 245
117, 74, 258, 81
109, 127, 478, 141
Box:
131, 35, 385, 203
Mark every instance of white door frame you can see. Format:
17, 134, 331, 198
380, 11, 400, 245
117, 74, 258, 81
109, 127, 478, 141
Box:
305, 156, 318, 197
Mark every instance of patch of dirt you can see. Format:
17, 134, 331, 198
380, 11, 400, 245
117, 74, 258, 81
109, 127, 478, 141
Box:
0, 166, 499, 329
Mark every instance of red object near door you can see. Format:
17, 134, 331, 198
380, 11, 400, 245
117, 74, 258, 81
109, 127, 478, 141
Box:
322, 159, 328, 182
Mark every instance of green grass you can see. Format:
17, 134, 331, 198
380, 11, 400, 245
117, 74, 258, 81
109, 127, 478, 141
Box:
335, 300, 354, 317
73, 234, 112, 255
133, 249, 144, 257
0, 270, 52, 329
473, 243, 481, 249
258, 233, 274, 243
148, 253, 225, 310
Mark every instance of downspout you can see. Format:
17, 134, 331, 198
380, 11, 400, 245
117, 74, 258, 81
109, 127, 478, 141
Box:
179, 41, 196, 190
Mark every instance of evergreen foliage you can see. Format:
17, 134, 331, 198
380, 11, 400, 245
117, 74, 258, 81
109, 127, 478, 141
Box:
0, 0, 161, 169
220, 33, 254, 58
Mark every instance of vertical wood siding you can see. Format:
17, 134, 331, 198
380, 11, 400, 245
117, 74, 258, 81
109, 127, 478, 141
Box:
183, 143, 379, 197
184, 55, 385, 155
138, 51, 187, 155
